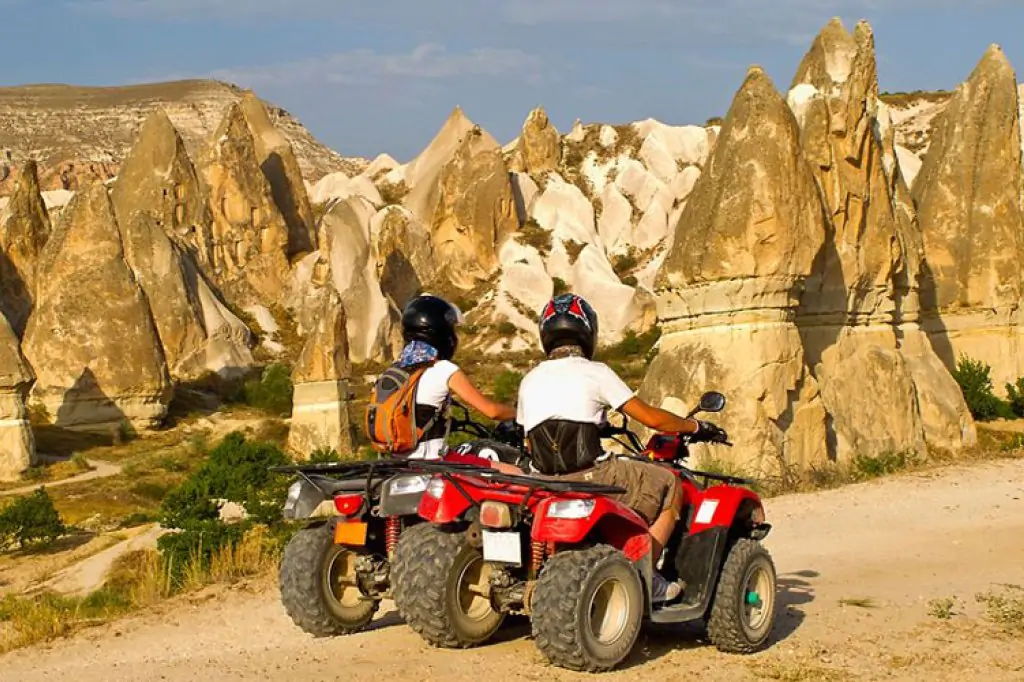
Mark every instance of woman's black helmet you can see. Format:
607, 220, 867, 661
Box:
538, 293, 599, 359
401, 294, 463, 360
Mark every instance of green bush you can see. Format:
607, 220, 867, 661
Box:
156, 519, 249, 589
159, 432, 291, 529
493, 371, 524, 404
552, 277, 570, 296
951, 356, 1013, 421
598, 326, 663, 362
242, 364, 293, 416
1006, 377, 1024, 418
308, 447, 343, 463
0, 488, 67, 552
496, 321, 518, 337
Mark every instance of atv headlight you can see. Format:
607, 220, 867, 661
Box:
545, 499, 596, 519
283, 481, 303, 512
389, 474, 430, 496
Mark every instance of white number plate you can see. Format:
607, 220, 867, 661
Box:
481, 530, 522, 565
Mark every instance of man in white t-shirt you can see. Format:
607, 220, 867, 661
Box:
393, 295, 517, 461
517, 294, 727, 603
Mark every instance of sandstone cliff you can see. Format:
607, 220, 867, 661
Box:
0, 80, 364, 196
0, 310, 35, 480
0, 160, 51, 337
913, 45, 1024, 395
22, 182, 172, 432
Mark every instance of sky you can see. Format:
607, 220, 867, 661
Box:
1, 1, 1023, 162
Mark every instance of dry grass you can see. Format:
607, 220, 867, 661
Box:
0, 525, 278, 653
976, 584, 1024, 634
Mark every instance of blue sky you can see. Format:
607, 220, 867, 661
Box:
2, 1, 1022, 161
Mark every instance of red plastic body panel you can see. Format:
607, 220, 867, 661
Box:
684, 482, 763, 534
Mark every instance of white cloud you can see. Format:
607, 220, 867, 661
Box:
194, 43, 550, 91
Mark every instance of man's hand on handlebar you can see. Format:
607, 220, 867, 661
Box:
690, 419, 730, 444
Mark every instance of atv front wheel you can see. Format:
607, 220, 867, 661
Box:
391, 524, 504, 648
531, 545, 643, 672
278, 523, 378, 636
706, 538, 777, 653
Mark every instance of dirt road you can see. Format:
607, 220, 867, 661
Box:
3, 458, 1023, 681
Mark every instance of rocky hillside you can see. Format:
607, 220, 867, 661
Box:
1, 16, 1023, 485
0, 79, 367, 197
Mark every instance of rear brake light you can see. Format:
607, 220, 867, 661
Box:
480, 501, 513, 528
333, 493, 364, 517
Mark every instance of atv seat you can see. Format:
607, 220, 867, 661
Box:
312, 475, 388, 495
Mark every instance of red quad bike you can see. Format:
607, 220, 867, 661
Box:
271, 402, 527, 637
391, 391, 776, 673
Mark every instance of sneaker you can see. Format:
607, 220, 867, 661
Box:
651, 571, 683, 604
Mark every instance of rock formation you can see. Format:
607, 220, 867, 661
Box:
645, 66, 830, 473
0, 160, 51, 337
196, 102, 292, 305
0, 310, 35, 480
913, 44, 1024, 394
517, 107, 561, 175
319, 197, 393, 363
371, 205, 435, 310
238, 91, 317, 257
110, 109, 255, 380
789, 20, 968, 459
287, 289, 354, 458
22, 182, 172, 432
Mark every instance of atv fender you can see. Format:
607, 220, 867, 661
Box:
531, 497, 652, 562
687, 485, 765, 535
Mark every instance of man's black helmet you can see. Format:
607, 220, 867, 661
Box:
538, 293, 599, 359
401, 294, 463, 360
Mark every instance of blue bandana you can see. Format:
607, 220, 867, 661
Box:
398, 339, 439, 368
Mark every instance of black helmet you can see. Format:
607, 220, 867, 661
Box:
401, 294, 463, 360
538, 293, 599, 359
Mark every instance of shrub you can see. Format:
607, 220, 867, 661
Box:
158, 431, 291, 529
1006, 377, 1024, 418
309, 447, 343, 463
514, 219, 552, 255
552, 277, 570, 296
0, 488, 67, 552
493, 370, 524, 404
377, 179, 409, 205
496, 321, 518, 337
951, 356, 1013, 421
612, 253, 639, 277
598, 326, 663, 362
242, 363, 293, 416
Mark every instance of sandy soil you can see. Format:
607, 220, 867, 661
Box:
1, 458, 1023, 682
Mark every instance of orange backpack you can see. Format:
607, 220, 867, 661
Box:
364, 362, 447, 455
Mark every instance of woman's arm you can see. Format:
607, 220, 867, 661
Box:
448, 370, 517, 421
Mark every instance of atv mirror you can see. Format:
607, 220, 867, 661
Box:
697, 391, 726, 413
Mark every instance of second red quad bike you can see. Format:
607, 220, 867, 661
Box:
391, 391, 776, 672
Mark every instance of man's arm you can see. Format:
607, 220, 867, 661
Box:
620, 397, 699, 434
448, 370, 517, 421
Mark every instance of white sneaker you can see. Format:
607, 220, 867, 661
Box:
651, 571, 682, 604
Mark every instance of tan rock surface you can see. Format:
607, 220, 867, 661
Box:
517, 107, 561, 175
0, 310, 35, 480
645, 67, 829, 474
21, 182, 171, 432
287, 290, 354, 458
238, 91, 317, 257
912, 44, 1024, 393
0, 80, 363, 197
371, 205, 435, 310
111, 110, 255, 380
428, 127, 518, 289
197, 103, 292, 305
0, 161, 51, 337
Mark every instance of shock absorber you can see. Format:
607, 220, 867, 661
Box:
529, 540, 546, 579
385, 516, 401, 557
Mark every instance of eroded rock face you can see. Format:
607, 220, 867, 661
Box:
287, 290, 354, 458
320, 196, 393, 364
645, 67, 830, 474
428, 127, 518, 289
0, 161, 51, 337
371, 205, 434, 310
22, 182, 171, 432
238, 91, 317, 257
518, 107, 561, 175
0, 310, 35, 480
913, 44, 1024, 393
111, 110, 255, 380
196, 103, 292, 305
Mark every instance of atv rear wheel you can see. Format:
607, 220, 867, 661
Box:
278, 523, 378, 636
531, 545, 643, 672
706, 538, 777, 653
391, 524, 504, 648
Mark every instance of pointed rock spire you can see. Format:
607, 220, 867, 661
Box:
0, 160, 51, 337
